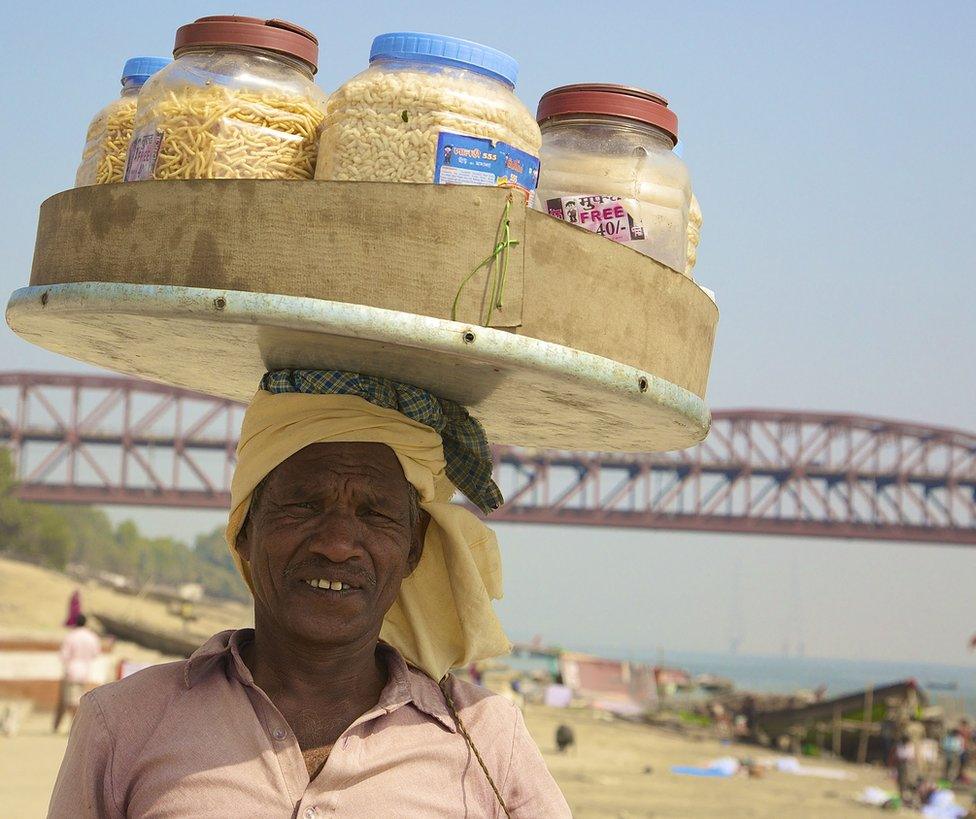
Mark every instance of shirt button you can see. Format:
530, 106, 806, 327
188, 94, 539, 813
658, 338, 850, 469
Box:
271, 727, 287, 741
303, 808, 317, 819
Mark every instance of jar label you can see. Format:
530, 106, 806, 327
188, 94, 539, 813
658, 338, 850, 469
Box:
435, 131, 539, 202
124, 132, 163, 182
545, 194, 646, 243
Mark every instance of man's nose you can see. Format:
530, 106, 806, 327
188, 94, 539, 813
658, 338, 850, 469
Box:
305, 510, 364, 563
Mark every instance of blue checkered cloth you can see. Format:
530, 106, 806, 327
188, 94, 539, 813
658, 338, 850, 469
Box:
260, 370, 503, 514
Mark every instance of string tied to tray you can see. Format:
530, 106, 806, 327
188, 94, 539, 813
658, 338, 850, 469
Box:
451, 195, 518, 327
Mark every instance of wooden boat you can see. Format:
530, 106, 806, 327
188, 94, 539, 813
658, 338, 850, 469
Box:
751, 679, 928, 763
93, 612, 204, 659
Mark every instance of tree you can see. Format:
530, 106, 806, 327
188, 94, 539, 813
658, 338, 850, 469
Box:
0, 449, 248, 601
0, 450, 73, 569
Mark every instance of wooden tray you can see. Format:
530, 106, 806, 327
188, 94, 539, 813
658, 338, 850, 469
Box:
7, 181, 718, 451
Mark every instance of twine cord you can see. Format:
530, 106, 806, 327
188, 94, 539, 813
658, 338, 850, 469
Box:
440, 675, 512, 817
451, 197, 519, 327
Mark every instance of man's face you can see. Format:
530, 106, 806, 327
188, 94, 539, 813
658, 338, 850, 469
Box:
235, 442, 427, 648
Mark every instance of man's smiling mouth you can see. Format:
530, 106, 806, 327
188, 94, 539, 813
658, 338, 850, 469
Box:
302, 578, 359, 592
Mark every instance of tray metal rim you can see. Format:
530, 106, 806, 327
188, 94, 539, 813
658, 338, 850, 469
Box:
6, 282, 712, 445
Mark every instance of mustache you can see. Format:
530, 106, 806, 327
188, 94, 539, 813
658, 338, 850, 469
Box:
283, 557, 376, 587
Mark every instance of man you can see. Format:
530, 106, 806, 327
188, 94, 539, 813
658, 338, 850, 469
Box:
49, 370, 570, 817
943, 728, 964, 782
52, 613, 101, 733
893, 734, 915, 799
959, 718, 972, 781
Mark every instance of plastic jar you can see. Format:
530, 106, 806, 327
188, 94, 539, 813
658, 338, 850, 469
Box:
686, 193, 703, 276
535, 84, 692, 274
74, 57, 171, 187
318, 32, 541, 198
125, 16, 327, 181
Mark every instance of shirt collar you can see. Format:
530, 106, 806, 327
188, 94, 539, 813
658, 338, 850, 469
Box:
376, 644, 458, 733
185, 629, 457, 734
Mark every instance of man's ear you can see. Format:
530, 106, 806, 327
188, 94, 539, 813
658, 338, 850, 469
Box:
407, 509, 431, 575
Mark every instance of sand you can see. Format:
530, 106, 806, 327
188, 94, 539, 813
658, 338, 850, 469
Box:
0, 556, 251, 644
2, 705, 915, 818
1, 557, 965, 817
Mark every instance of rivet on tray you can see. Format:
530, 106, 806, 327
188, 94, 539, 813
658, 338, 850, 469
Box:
213, 297, 227, 311
462, 330, 476, 344
40, 291, 49, 306
638, 376, 649, 393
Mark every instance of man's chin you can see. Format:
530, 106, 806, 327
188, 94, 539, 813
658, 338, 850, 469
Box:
282, 611, 372, 648
279, 584, 375, 642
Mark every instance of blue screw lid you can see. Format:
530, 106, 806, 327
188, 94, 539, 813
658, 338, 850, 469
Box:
369, 32, 519, 87
121, 56, 172, 85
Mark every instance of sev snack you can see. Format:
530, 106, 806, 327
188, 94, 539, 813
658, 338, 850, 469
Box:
317, 67, 541, 183
128, 84, 325, 180
75, 97, 138, 186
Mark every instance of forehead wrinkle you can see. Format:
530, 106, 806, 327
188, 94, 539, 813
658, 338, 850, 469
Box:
266, 453, 410, 503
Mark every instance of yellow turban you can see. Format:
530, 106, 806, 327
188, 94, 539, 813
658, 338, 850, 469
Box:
226, 390, 509, 680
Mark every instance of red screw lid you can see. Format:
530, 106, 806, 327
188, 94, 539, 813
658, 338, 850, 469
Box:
537, 84, 678, 145
174, 15, 320, 74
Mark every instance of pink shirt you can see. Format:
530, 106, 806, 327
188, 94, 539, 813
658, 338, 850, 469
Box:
48, 629, 570, 818
59, 626, 101, 684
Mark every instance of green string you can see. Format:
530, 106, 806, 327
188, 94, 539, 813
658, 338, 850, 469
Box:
451, 198, 520, 326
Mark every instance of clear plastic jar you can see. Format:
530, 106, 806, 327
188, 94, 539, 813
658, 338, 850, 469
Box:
75, 57, 170, 187
318, 32, 541, 198
535, 85, 692, 274
686, 193, 703, 276
125, 16, 327, 181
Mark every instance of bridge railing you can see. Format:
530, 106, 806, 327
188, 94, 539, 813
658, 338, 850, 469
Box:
1, 372, 974, 544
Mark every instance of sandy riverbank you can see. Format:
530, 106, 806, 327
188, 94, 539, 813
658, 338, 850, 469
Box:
2, 557, 968, 817
0, 556, 250, 646
1, 703, 921, 818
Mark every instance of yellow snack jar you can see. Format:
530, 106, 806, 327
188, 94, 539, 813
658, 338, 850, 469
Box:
75, 57, 170, 186
125, 16, 327, 181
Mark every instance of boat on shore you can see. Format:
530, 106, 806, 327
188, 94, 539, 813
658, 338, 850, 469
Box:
93, 612, 203, 659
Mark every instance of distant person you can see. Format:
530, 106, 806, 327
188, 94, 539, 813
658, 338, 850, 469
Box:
959, 719, 971, 775
880, 714, 897, 766
500, 678, 526, 712
555, 723, 575, 753
53, 614, 101, 733
894, 735, 915, 797
63, 589, 82, 627
740, 695, 757, 738
942, 728, 964, 781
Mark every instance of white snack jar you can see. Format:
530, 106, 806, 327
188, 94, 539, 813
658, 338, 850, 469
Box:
318, 32, 541, 198
535, 84, 692, 274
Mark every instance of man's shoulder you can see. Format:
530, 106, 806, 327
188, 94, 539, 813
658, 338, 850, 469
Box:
86, 658, 190, 720
80, 627, 102, 646
446, 675, 515, 712
400, 663, 520, 736
442, 675, 523, 733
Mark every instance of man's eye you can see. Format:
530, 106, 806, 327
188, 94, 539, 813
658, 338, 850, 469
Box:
288, 501, 317, 511
361, 508, 393, 521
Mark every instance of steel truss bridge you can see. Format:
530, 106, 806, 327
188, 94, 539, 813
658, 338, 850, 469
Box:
1, 372, 973, 545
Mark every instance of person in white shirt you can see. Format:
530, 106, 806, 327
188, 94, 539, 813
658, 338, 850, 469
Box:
895, 734, 915, 797
53, 614, 101, 732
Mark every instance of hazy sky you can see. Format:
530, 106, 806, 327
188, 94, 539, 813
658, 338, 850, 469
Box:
1, 2, 973, 666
